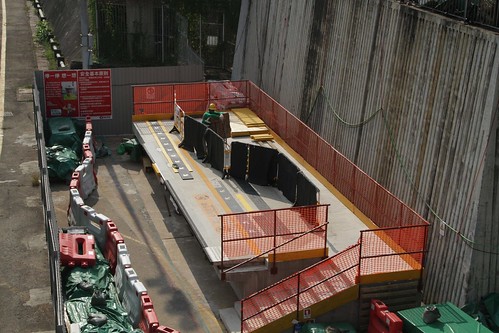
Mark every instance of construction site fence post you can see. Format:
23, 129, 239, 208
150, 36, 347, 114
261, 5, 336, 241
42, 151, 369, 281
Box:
272, 209, 277, 274
296, 274, 301, 321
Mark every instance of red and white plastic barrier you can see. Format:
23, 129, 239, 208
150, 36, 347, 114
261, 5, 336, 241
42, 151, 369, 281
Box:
59, 233, 96, 268
368, 299, 403, 333
83, 131, 96, 160
73, 160, 96, 200
122, 279, 148, 327
115, 251, 133, 300
64, 117, 181, 332
67, 188, 84, 225
104, 230, 124, 273
88, 214, 113, 250
139, 294, 160, 333
156, 325, 181, 333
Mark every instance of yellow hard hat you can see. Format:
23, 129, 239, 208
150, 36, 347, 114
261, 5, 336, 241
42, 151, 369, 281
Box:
209, 103, 216, 110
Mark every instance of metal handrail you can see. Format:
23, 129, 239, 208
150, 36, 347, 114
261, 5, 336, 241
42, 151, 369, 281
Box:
221, 221, 329, 279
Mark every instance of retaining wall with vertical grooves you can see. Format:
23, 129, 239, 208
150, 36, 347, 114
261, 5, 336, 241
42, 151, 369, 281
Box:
232, 0, 499, 306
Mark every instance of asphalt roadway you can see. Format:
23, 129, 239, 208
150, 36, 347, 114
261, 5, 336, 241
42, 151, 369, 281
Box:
0, 1, 238, 333
0, 1, 55, 333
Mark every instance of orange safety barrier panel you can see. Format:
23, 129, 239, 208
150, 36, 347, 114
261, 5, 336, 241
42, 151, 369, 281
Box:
221, 205, 328, 262
176, 82, 208, 112
241, 244, 360, 333
133, 85, 175, 116
359, 225, 427, 277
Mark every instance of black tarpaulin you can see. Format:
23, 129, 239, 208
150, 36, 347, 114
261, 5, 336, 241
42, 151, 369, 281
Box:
295, 171, 319, 207
178, 116, 207, 159
247, 144, 278, 186
277, 153, 298, 203
230, 141, 248, 180
203, 129, 225, 172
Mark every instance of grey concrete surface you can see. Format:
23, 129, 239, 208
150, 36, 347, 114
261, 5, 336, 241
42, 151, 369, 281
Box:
0, 1, 54, 333
50, 136, 239, 333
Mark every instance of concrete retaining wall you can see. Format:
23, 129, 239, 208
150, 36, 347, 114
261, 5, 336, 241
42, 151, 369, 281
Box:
232, 0, 499, 306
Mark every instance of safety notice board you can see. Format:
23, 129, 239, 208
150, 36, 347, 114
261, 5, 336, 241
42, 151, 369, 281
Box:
43, 69, 112, 119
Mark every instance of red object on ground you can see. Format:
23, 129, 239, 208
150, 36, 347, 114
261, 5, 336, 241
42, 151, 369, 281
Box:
104, 230, 124, 273
368, 299, 403, 333
59, 233, 96, 267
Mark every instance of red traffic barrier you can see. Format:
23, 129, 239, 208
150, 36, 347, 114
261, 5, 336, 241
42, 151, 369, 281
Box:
368, 299, 403, 333
138, 294, 159, 333
156, 325, 181, 333
59, 233, 96, 268
83, 144, 94, 163
104, 230, 124, 273
85, 116, 92, 131
106, 221, 118, 235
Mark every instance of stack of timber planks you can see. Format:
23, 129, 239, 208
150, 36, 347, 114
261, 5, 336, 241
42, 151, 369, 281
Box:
230, 108, 274, 141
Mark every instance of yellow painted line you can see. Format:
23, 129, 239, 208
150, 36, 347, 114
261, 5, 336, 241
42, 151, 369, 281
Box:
157, 120, 194, 172
269, 128, 378, 230
181, 148, 231, 213
151, 163, 160, 176
181, 150, 261, 255
359, 269, 422, 285
132, 113, 173, 122
268, 248, 329, 262
146, 121, 178, 173
235, 193, 253, 211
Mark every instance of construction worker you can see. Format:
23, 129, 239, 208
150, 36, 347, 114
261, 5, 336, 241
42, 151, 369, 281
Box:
202, 103, 222, 125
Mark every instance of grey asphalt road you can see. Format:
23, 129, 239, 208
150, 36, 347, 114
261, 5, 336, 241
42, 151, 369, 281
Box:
0, 1, 55, 333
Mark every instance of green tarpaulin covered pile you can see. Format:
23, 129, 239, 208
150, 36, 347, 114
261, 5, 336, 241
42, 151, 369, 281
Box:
47, 117, 84, 156
46, 145, 80, 182
62, 247, 143, 333
45, 117, 86, 182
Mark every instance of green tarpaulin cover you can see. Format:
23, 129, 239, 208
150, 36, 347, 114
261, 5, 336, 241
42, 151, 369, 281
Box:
62, 247, 142, 333
47, 117, 83, 156
46, 145, 80, 182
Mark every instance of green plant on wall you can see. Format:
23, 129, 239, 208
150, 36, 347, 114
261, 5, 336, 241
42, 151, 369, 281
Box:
35, 20, 52, 43
35, 20, 57, 69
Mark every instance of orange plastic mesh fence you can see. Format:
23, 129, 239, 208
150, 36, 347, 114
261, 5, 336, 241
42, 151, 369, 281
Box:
353, 168, 378, 221
359, 225, 427, 275
242, 276, 299, 333
241, 245, 360, 333
221, 205, 328, 260
245, 81, 430, 231
298, 244, 359, 309
133, 85, 174, 115
285, 113, 319, 167
132, 81, 252, 116
175, 82, 208, 112
209, 81, 247, 110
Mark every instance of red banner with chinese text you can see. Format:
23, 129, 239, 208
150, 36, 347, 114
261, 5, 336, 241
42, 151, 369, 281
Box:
43, 69, 112, 119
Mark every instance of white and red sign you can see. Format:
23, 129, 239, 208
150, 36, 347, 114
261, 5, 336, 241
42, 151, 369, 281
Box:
44, 69, 112, 119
